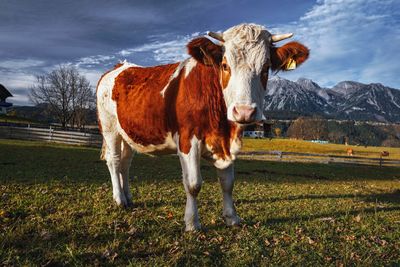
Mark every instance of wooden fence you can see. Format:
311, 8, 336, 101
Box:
240, 151, 400, 167
0, 125, 102, 147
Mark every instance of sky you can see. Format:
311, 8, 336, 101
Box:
1, 0, 399, 105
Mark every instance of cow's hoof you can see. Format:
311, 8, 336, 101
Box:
126, 198, 134, 208
113, 193, 128, 208
225, 215, 241, 226
185, 222, 202, 232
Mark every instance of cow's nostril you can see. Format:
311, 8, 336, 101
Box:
249, 107, 256, 118
233, 106, 239, 116
232, 105, 257, 123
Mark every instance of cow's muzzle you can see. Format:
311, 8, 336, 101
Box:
232, 104, 256, 124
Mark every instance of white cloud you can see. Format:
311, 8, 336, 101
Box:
77, 67, 104, 88
0, 59, 45, 70
117, 34, 197, 64
10, 94, 31, 106
271, 0, 400, 88
75, 55, 115, 68
0, 70, 36, 105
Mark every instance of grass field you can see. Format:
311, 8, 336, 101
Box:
1, 139, 400, 266
242, 138, 400, 159
0, 114, 37, 125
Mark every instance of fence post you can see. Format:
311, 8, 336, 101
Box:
49, 126, 53, 141
379, 156, 383, 167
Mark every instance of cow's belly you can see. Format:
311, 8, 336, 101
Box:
118, 127, 177, 155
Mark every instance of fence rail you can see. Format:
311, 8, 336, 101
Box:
239, 151, 400, 167
0, 125, 102, 147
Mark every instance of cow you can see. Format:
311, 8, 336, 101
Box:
347, 148, 354, 156
381, 151, 389, 157
97, 23, 309, 231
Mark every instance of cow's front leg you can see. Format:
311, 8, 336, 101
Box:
178, 137, 202, 231
217, 164, 240, 226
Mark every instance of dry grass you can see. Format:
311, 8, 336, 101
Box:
1, 139, 400, 266
242, 138, 400, 159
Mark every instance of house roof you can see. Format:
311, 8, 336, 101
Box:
0, 84, 13, 101
0, 101, 12, 107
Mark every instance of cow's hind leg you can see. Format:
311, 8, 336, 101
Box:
103, 132, 128, 207
120, 140, 134, 206
217, 164, 241, 226
178, 137, 202, 231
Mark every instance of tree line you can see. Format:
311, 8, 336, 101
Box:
269, 117, 400, 147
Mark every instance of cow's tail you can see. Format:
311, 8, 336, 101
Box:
100, 139, 107, 161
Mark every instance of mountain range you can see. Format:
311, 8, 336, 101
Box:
265, 77, 400, 122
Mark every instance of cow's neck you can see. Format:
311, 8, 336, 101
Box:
167, 59, 242, 161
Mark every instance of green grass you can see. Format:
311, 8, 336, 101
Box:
0, 114, 38, 124
1, 139, 400, 266
243, 138, 400, 159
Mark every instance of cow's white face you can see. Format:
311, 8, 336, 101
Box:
221, 24, 272, 124
187, 23, 309, 126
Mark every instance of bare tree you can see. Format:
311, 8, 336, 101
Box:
287, 117, 328, 140
30, 65, 94, 129
71, 76, 95, 129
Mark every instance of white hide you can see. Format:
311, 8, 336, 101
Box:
184, 58, 197, 77
160, 58, 197, 97
221, 24, 272, 122
177, 136, 203, 231
217, 164, 240, 226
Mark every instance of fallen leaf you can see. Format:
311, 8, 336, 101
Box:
0, 209, 7, 218
102, 249, 118, 262
128, 227, 138, 236
318, 217, 335, 222
40, 230, 52, 241
372, 237, 388, 246
344, 235, 356, 241
350, 252, 360, 261
307, 237, 316, 245
353, 214, 361, 223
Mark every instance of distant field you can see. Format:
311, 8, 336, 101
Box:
242, 138, 400, 159
1, 139, 400, 266
0, 114, 37, 124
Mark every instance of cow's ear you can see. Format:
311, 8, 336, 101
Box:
187, 37, 223, 66
271, 41, 309, 72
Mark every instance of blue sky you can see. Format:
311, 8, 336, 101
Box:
1, 0, 399, 105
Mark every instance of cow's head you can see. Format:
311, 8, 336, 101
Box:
187, 23, 309, 125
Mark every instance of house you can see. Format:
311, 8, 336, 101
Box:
0, 84, 13, 114
243, 122, 273, 138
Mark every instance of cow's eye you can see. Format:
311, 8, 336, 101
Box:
222, 62, 229, 72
